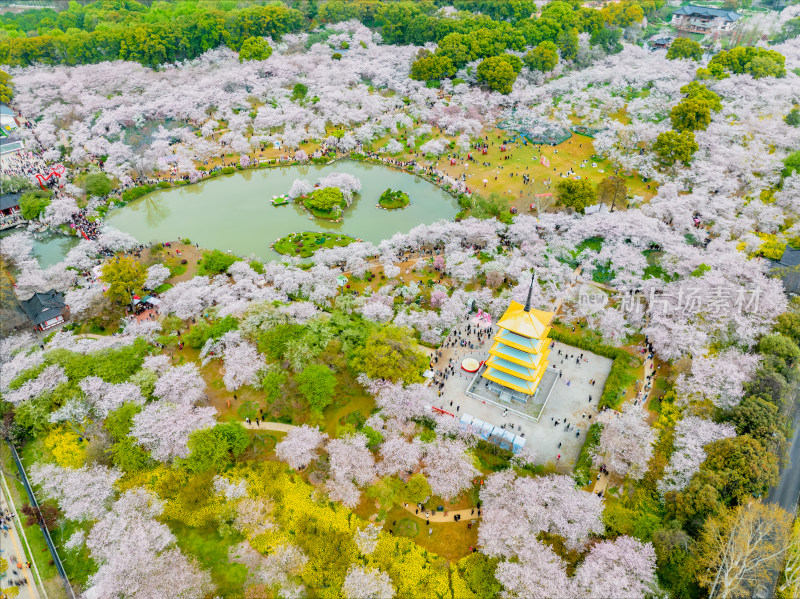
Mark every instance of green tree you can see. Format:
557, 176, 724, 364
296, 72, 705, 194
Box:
776, 15, 800, 43
0, 70, 13, 104
105, 402, 142, 441
666, 37, 703, 61
555, 179, 597, 214
350, 325, 428, 383
727, 396, 786, 444
456, 553, 503, 598
708, 46, 786, 79
785, 107, 800, 127
100, 256, 146, 307
589, 28, 622, 54
557, 28, 579, 61
775, 310, 800, 344
680, 81, 722, 112
674, 436, 779, 523
477, 55, 518, 94
670, 98, 712, 132
410, 53, 456, 81
524, 41, 558, 72
291, 82, 308, 102
597, 175, 627, 211
783, 150, 800, 178
304, 187, 345, 213
18, 190, 51, 220
496, 53, 523, 74
83, 172, 112, 197
653, 130, 698, 166
261, 370, 287, 404
238, 36, 272, 62
296, 364, 337, 412
180, 422, 249, 473
111, 437, 153, 472
404, 473, 432, 504
758, 334, 800, 366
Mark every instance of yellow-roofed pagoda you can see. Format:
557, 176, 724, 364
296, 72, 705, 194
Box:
482, 278, 554, 399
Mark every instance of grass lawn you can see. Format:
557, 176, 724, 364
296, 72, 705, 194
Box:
170, 522, 248, 598
383, 506, 479, 562
273, 231, 356, 258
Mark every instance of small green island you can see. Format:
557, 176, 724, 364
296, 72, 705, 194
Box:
378, 188, 410, 209
273, 231, 356, 257
301, 187, 346, 219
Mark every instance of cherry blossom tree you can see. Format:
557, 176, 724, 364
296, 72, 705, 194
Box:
3, 364, 67, 404
230, 541, 307, 596
130, 402, 216, 461
144, 264, 170, 290
96, 228, 139, 253
342, 565, 395, 599
354, 523, 382, 556
84, 488, 212, 599
64, 285, 105, 320
376, 436, 422, 476
658, 416, 736, 495
213, 475, 248, 501
494, 541, 572, 599
360, 377, 433, 423
153, 364, 207, 405
29, 463, 121, 521
200, 331, 265, 391
275, 424, 328, 470
479, 470, 605, 554
421, 438, 477, 500
676, 349, 760, 408
317, 172, 362, 204
572, 536, 658, 599
595, 402, 656, 480
325, 433, 375, 507
78, 376, 145, 418
143, 354, 172, 374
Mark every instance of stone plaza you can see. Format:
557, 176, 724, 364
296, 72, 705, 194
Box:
431, 339, 613, 471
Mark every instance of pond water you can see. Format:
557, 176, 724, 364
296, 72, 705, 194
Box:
0, 228, 79, 269
105, 160, 459, 260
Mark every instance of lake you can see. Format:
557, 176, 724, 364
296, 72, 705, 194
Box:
105, 160, 459, 260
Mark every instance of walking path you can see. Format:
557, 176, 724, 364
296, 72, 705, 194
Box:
591, 351, 654, 496
400, 504, 480, 523
239, 420, 295, 433
0, 472, 43, 599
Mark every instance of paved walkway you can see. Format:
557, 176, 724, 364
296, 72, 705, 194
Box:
591, 351, 654, 496
0, 472, 42, 599
400, 504, 480, 523
240, 420, 296, 433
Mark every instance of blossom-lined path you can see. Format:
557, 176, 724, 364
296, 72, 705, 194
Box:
240, 420, 296, 433
400, 504, 480, 524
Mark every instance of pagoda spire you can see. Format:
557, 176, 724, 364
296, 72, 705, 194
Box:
524, 271, 535, 312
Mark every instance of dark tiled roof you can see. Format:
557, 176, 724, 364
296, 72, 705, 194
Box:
778, 246, 800, 267
673, 5, 741, 21
0, 193, 21, 212
20, 290, 66, 326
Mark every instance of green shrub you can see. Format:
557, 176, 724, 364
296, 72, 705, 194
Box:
198, 250, 241, 276
184, 316, 239, 350
573, 422, 602, 486
121, 185, 155, 203
84, 172, 112, 197
19, 190, 51, 220
221, 166, 236, 175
